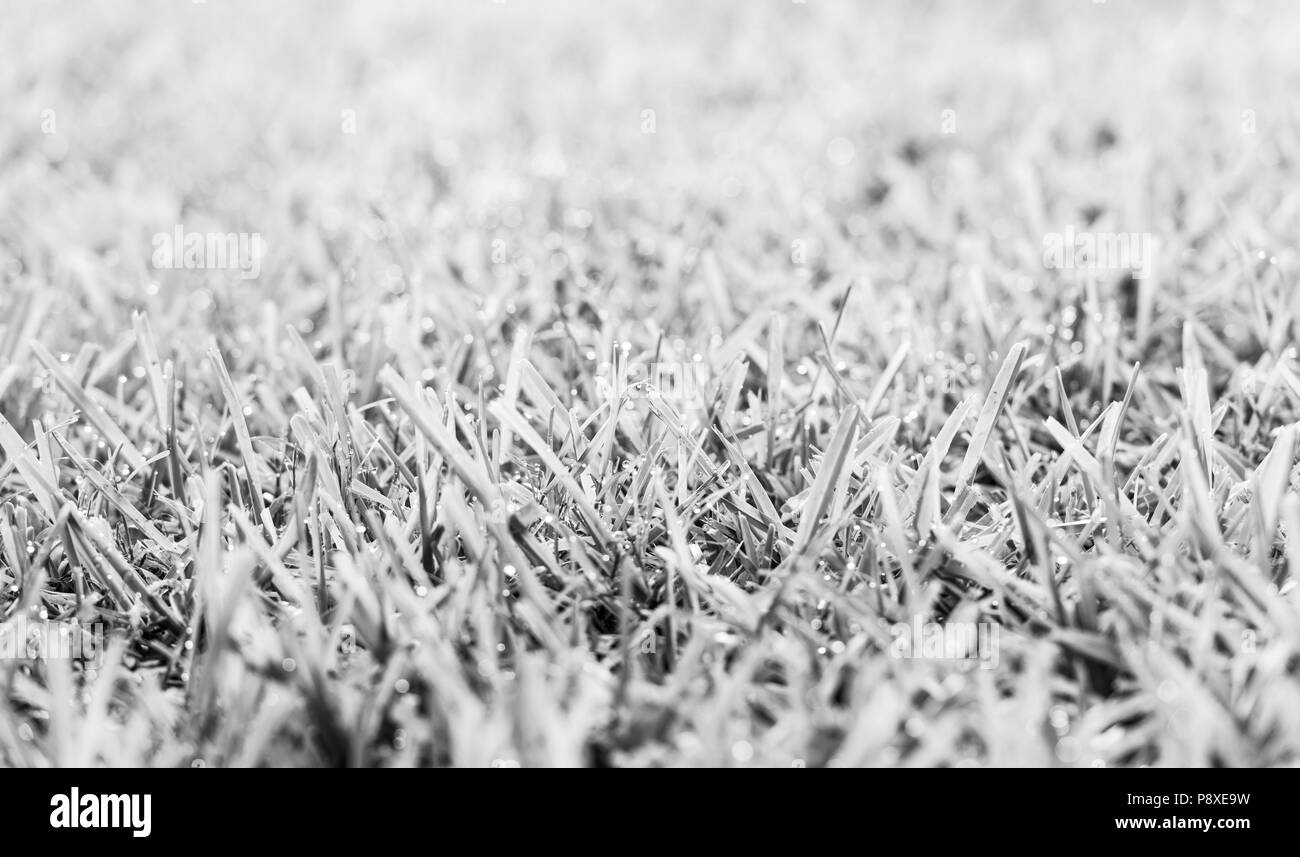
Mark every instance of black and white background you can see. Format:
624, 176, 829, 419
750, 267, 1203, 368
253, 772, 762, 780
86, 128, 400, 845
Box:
0, 0, 1297, 805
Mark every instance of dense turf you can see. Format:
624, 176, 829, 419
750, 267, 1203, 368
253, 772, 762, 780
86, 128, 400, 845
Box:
2, 1, 1300, 766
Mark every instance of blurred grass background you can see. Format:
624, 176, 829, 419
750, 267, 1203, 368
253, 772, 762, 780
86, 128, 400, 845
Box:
3, 0, 1298, 351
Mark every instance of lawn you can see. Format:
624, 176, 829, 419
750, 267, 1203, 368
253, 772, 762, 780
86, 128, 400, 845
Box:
2, 0, 1299, 767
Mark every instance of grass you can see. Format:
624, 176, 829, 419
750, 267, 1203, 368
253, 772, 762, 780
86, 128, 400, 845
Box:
2, 0, 1300, 767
